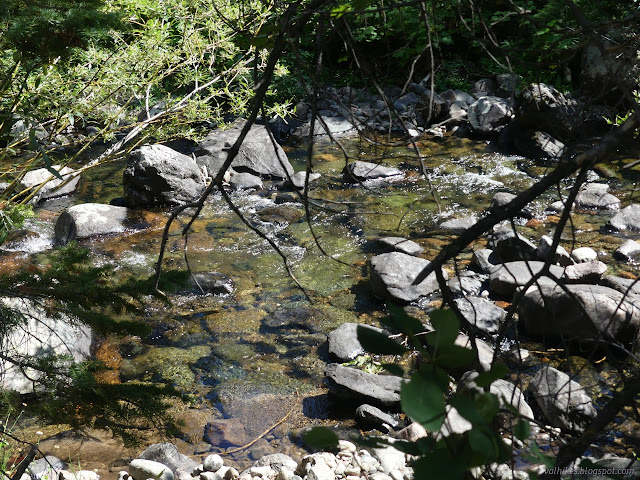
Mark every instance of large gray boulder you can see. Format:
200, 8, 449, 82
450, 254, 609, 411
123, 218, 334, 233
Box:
0, 298, 92, 394
489, 261, 565, 296
124, 144, 206, 207
518, 283, 640, 343
608, 204, 640, 231
54, 203, 131, 244
369, 252, 447, 303
517, 83, 581, 139
528, 366, 596, 433
468, 96, 514, 135
20, 165, 80, 203
325, 363, 403, 407
195, 120, 294, 179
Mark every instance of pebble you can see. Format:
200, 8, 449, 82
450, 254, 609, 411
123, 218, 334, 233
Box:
203, 455, 224, 473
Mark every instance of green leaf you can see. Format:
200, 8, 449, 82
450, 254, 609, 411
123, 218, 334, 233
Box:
513, 419, 531, 440
381, 363, 405, 376
428, 309, 459, 348
474, 392, 501, 421
449, 394, 485, 426
401, 369, 446, 431
302, 427, 339, 451
468, 429, 500, 459
474, 363, 509, 387
433, 344, 476, 368
352, 0, 374, 10
414, 449, 466, 480
330, 4, 351, 17
357, 325, 407, 355
384, 303, 424, 336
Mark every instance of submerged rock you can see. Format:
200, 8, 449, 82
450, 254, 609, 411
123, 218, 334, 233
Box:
0, 298, 92, 394
369, 252, 446, 303
529, 366, 596, 433
191, 272, 234, 295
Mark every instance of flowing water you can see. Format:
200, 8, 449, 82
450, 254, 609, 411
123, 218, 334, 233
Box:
3, 133, 640, 470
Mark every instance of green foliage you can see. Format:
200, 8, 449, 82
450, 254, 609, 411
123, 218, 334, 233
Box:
0, 202, 33, 246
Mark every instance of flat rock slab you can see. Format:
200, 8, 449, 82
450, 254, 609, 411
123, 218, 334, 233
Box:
124, 144, 206, 207
608, 204, 640, 231
518, 283, 640, 343
195, 120, 294, 179
377, 236, 424, 256
54, 203, 131, 244
370, 252, 447, 303
325, 363, 403, 407
343, 161, 402, 181
327, 322, 387, 362
20, 165, 80, 202
438, 215, 478, 232
489, 261, 565, 296
454, 296, 506, 335
447, 271, 490, 297
529, 366, 596, 433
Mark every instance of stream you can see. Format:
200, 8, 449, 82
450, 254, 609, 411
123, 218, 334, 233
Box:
2, 132, 640, 472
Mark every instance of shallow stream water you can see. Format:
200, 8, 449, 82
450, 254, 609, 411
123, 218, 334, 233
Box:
3, 132, 640, 471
